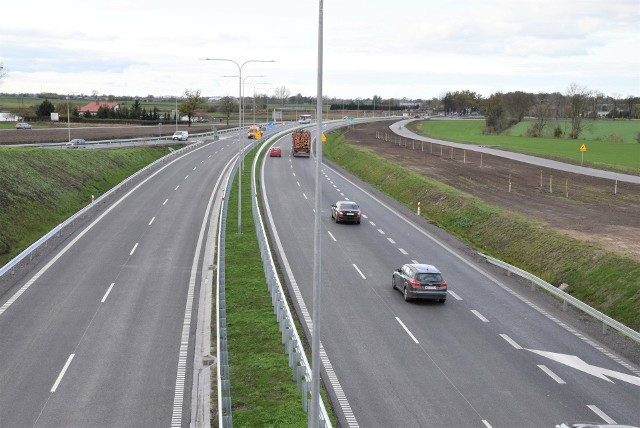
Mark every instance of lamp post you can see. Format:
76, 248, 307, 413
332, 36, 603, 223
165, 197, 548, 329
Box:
253, 83, 271, 123
241, 75, 263, 125
175, 96, 178, 132
203, 58, 275, 234
66, 92, 78, 143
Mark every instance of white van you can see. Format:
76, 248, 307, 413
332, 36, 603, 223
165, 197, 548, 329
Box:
172, 131, 188, 141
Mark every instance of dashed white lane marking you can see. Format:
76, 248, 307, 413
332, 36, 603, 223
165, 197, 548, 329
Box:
411, 259, 419, 264
482, 420, 492, 428
101, 283, 115, 303
184, 175, 189, 180
447, 290, 463, 300
193, 166, 197, 171
297, 181, 301, 187
377, 229, 385, 234
387, 238, 396, 244
538, 365, 566, 384
369, 221, 376, 226
149, 217, 155, 226
353, 264, 366, 279
163, 199, 169, 206
51, 354, 75, 392
293, 172, 296, 177
396, 317, 419, 344
587, 405, 616, 424
174, 185, 180, 190
500, 334, 523, 349
361, 214, 368, 219
303, 193, 308, 200
129, 243, 139, 256
327, 231, 337, 242
471, 310, 489, 322
398, 248, 408, 255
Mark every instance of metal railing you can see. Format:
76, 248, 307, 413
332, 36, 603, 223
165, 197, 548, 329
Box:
479, 252, 639, 342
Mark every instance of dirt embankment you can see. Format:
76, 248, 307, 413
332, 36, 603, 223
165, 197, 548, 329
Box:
343, 123, 640, 261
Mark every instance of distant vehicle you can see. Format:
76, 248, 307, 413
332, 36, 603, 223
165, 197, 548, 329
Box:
330, 201, 362, 224
16, 122, 32, 129
291, 129, 311, 157
298, 114, 312, 124
556, 424, 639, 428
172, 131, 188, 141
66, 138, 86, 148
247, 125, 261, 139
423, 115, 431, 120
392, 263, 447, 303
269, 147, 282, 157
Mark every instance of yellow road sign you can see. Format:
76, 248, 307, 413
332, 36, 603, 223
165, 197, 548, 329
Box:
321, 133, 326, 142
580, 144, 587, 152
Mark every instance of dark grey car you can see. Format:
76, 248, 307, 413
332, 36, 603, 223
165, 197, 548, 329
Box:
330, 201, 362, 224
392, 263, 447, 303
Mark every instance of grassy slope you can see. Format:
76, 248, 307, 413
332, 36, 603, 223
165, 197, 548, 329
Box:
0, 146, 173, 265
323, 130, 640, 331
409, 119, 640, 175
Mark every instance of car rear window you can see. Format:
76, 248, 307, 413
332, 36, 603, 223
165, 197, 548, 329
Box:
416, 273, 443, 282
339, 203, 358, 210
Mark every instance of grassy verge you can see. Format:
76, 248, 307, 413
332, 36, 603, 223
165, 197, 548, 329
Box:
0, 146, 177, 266
324, 130, 640, 331
221, 145, 335, 427
407, 119, 640, 175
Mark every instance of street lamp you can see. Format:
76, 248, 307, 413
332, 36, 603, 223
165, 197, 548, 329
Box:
202, 58, 275, 234
66, 92, 78, 143
253, 82, 271, 124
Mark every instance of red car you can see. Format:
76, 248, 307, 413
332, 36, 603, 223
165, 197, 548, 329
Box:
269, 147, 282, 157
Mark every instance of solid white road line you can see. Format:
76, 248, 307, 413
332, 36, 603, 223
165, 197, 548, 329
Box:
538, 365, 566, 384
101, 283, 115, 303
51, 354, 75, 392
395, 317, 419, 344
129, 243, 139, 256
471, 310, 489, 322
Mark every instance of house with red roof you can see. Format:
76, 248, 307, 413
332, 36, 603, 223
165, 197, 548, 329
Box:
78, 101, 120, 115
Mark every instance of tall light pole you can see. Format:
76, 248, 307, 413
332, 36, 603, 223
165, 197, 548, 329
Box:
202, 58, 275, 233
241, 75, 263, 125
253, 83, 271, 123
66, 92, 78, 143
311, 0, 324, 426
175, 96, 178, 132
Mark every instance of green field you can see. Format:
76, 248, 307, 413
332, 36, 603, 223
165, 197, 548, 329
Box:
409, 119, 640, 175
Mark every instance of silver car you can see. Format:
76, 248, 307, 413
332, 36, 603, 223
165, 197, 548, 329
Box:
392, 263, 447, 303
16, 122, 32, 129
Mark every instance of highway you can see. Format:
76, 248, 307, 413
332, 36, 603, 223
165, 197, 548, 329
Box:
0, 132, 242, 427
260, 125, 640, 427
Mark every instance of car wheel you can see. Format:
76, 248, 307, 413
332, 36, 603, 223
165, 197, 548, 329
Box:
439, 298, 446, 304
392, 277, 396, 290
357, 220, 361, 224
403, 287, 411, 302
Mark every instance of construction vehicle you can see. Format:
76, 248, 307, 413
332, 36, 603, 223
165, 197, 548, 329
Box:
247, 125, 261, 139
291, 129, 311, 157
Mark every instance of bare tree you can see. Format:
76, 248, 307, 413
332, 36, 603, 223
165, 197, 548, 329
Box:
274, 85, 290, 107
608, 93, 621, 120
502, 91, 535, 123
566, 83, 591, 139
529, 93, 553, 137
624, 95, 639, 119
219, 96, 238, 126
589, 90, 605, 119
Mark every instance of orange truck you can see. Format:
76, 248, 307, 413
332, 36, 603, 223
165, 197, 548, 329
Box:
291, 129, 311, 157
247, 125, 261, 139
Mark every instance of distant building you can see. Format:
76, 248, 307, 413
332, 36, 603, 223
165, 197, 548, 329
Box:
78, 101, 120, 116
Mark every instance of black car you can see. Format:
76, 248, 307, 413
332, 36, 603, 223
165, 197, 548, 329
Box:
392, 263, 447, 303
330, 201, 361, 224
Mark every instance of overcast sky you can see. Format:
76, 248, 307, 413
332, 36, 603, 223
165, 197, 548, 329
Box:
1, 0, 638, 101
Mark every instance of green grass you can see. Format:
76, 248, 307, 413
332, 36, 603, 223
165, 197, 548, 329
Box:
222, 146, 335, 427
409, 119, 640, 175
323, 130, 640, 331
0, 146, 176, 265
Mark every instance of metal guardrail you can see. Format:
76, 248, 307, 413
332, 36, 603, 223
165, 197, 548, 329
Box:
478, 252, 640, 342
0, 139, 209, 279
250, 131, 333, 426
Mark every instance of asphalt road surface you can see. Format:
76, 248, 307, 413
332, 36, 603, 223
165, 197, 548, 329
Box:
260, 126, 640, 427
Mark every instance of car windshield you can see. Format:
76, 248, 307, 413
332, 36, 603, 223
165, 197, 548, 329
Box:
415, 273, 443, 282
339, 203, 358, 210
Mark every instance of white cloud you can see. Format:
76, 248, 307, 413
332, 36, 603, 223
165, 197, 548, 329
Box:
0, 0, 638, 99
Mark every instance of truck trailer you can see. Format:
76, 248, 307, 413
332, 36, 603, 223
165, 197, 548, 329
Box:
291, 129, 311, 157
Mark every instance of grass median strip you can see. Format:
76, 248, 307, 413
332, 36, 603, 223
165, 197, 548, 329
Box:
220, 145, 335, 427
